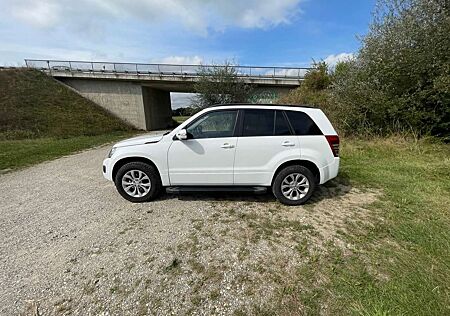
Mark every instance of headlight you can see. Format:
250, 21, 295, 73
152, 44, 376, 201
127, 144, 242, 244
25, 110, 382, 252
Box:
107, 147, 116, 158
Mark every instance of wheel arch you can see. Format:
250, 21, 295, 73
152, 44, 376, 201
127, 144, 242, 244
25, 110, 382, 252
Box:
112, 156, 161, 183
271, 160, 320, 185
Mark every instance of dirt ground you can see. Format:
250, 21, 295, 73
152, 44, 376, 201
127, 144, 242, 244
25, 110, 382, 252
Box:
0, 139, 377, 315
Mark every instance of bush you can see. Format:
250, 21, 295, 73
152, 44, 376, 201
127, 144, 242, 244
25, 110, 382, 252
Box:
281, 0, 449, 140
332, 0, 450, 139
279, 62, 340, 129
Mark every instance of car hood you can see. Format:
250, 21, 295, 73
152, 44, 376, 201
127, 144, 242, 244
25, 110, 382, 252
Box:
114, 133, 164, 148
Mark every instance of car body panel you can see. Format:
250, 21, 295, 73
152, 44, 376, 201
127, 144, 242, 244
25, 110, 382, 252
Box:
167, 137, 237, 185
233, 135, 301, 185
102, 104, 339, 189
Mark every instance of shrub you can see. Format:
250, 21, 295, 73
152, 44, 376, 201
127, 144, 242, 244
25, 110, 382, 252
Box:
281, 0, 449, 140
332, 0, 450, 139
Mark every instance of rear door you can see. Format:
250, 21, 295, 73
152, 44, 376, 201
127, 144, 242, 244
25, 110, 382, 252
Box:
233, 109, 300, 185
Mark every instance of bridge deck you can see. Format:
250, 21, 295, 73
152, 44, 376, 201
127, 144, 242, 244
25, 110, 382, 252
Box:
25, 59, 310, 86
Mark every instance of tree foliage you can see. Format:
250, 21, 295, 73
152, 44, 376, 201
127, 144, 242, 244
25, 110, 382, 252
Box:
332, 0, 450, 138
192, 62, 253, 108
279, 62, 336, 122
281, 0, 449, 139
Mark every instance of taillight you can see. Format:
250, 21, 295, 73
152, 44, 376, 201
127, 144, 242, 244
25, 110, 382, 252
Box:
325, 135, 340, 157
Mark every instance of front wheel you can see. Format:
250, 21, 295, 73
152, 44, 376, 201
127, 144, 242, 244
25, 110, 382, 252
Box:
272, 165, 316, 205
115, 162, 162, 202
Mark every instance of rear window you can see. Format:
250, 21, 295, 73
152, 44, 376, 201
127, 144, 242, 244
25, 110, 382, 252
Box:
285, 110, 322, 135
242, 109, 274, 136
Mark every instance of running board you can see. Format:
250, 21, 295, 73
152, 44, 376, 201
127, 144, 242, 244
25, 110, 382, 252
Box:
166, 186, 267, 194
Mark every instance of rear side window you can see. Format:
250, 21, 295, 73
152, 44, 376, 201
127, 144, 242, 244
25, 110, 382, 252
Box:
242, 109, 274, 136
274, 110, 291, 136
285, 110, 322, 135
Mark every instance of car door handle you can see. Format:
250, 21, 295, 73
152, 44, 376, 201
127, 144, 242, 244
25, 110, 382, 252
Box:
221, 143, 235, 149
281, 141, 295, 147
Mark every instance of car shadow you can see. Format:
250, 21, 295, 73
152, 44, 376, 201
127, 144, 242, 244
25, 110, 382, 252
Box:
157, 173, 352, 205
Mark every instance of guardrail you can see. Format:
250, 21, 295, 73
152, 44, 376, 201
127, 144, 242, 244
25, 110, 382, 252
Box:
24, 59, 311, 79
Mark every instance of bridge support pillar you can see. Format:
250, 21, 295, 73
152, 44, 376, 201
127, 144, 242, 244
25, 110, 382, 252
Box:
142, 87, 172, 130
59, 79, 172, 130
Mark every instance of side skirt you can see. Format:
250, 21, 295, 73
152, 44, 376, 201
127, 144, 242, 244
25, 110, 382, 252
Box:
166, 186, 267, 194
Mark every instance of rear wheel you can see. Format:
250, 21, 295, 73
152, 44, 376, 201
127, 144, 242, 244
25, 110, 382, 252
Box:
272, 165, 316, 205
115, 162, 162, 202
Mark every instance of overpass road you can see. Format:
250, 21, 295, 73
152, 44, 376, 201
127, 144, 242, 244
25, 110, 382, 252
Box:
25, 59, 311, 130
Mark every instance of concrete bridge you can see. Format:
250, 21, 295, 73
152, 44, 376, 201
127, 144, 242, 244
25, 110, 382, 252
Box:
25, 59, 311, 130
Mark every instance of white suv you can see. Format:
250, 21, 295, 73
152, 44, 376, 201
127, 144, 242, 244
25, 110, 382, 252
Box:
103, 104, 339, 205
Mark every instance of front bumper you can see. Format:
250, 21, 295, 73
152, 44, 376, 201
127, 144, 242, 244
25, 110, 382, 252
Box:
102, 158, 114, 181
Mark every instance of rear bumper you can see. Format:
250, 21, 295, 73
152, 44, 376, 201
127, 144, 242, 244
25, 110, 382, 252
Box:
102, 158, 113, 181
319, 158, 340, 184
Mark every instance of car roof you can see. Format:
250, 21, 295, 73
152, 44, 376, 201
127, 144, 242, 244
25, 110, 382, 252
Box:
209, 103, 315, 109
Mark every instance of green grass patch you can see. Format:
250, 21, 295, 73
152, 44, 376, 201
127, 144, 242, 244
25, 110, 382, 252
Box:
172, 116, 191, 124
264, 137, 450, 315
0, 68, 138, 171
0, 69, 134, 140
0, 132, 135, 171
328, 137, 450, 315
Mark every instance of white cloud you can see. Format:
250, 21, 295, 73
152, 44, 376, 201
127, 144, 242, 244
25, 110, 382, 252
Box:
170, 92, 197, 109
11, 0, 61, 28
153, 56, 203, 65
323, 52, 354, 67
5, 0, 302, 35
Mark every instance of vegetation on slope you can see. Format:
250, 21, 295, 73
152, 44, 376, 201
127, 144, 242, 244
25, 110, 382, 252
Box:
0, 68, 133, 140
0, 68, 136, 170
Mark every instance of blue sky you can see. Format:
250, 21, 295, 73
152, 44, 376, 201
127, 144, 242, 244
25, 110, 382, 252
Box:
0, 0, 375, 66
0, 0, 375, 107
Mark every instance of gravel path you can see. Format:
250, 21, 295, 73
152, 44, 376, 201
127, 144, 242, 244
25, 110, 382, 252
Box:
0, 137, 378, 315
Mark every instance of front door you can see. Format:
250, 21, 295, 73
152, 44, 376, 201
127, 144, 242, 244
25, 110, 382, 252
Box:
168, 110, 238, 185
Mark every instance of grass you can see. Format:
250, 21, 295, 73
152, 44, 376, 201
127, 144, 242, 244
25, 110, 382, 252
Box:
173, 116, 191, 124
0, 69, 134, 140
265, 137, 450, 315
0, 132, 135, 171
0, 68, 137, 170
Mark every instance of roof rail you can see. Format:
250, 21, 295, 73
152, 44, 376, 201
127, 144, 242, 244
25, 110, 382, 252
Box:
209, 103, 316, 109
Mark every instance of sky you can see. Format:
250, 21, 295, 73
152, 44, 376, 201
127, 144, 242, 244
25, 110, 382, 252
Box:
0, 0, 376, 107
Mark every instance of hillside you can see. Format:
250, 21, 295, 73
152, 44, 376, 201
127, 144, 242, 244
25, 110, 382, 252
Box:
0, 68, 134, 140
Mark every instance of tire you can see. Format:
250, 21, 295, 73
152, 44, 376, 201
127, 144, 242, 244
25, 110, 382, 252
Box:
115, 162, 162, 203
272, 165, 316, 205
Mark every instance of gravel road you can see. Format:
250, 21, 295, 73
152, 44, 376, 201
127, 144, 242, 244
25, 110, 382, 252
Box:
0, 135, 377, 315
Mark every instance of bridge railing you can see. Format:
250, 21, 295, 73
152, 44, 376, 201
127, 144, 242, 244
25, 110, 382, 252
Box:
24, 59, 311, 79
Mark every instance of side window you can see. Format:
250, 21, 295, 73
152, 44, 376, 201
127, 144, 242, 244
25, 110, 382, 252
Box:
186, 110, 237, 139
285, 110, 323, 135
274, 111, 292, 136
242, 109, 274, 137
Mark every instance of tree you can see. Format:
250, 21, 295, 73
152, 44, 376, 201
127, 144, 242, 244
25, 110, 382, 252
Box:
332, 0, 450, 138
192, 61, 253, 108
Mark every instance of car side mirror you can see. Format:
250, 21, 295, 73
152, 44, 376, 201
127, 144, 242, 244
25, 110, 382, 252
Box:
176, 129, 188, 140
